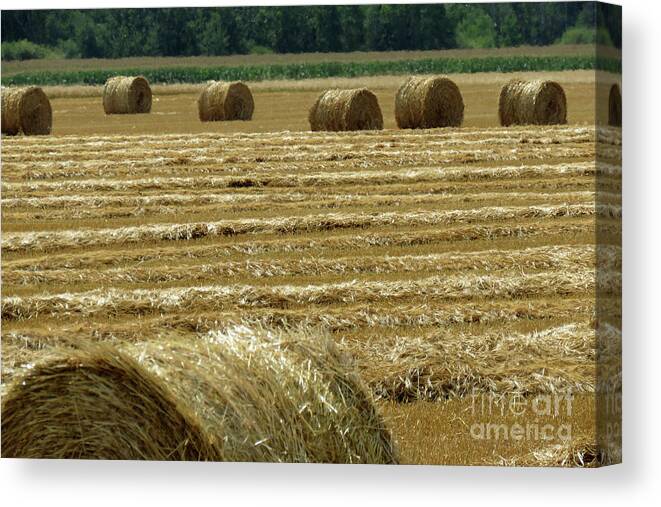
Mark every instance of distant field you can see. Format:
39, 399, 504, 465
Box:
2, 45, 621, 87
34, 71, 617, 135
2, 44, 617, 76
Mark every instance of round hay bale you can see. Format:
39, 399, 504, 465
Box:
198, 81, 254, 121
1, 86, 52, 136
1, 327, 398, 463
309, 88, 383, 132
498, 79, 567, 126
609, 84, 622, 127
395, 76, 464, 129
102, 76, 152, 114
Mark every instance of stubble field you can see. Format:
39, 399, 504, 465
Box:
1, 70, 621, 465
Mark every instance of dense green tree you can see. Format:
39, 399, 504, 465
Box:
577, 3, 597, 27
337, 6, 365, 52
491, 4, 524, 47
273, 7, 314, 53
313, 6, 342, 52
364, 5, 386, 51
0, 3, 622, 61
598, 3, 621, 47
198, 11, 230, 56
417, 4, 455, 49
455, 8, 497, 49
78, 21, 103, 58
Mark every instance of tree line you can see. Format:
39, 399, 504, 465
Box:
1, 3, 621, 60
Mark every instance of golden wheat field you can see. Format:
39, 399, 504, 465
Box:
0, 71, 621, 465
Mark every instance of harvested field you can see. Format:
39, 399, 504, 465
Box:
1, 75, 621, 464
26, 70, 607, 135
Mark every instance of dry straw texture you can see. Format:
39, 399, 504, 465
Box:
0, 203, 621, 253
609, 84, 622, 127
499, 79, 567, 126
102, 76, 152, 114
345, 322, 603, 400
198, 81, 254, 121
395, 76, 464, 128
1, 86, 52, 136
309, 88, 383, 131
1, 326, 397, 463
501, 437, 605, 467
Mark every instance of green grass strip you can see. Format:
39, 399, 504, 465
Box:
2, 56, 621, 86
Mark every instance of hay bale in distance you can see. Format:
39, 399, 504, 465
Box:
609, 84, 622, 127
102, 76, 152, 114
198, 81, 254, 121
1, 327, 398, 463
309, 88, 383, 131
395, 76, 464, 129
1, 86, 52, 136
498, 79, 567, 126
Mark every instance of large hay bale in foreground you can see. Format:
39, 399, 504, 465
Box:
609, 84, 622, 126
1, 327, 397, 463
309, 88, 383, 131
498, 79, 567, 126
198, 81, 254, 121
1, 86, 52, 136
395, 76, 464, 129
102, 76, 152, 114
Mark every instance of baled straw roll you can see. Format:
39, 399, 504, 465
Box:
395, 76, 464, 129
198, 81, 254, 121
1, 86, 52, 136
498, 79, 567, 126
103, 76, 152, 114
309, 88, 383, 131
1, 326, 398, 463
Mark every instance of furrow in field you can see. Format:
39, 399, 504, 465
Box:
0, 297, 618, 356
1, 125, 598, 151
3, 244, 613, 288
1, 161, 606, 195
3, 175, 600, 200
2, 204, 618, 253
346, 322, 598, 399
1, 155, 600, 181
1, 320, 605, 399
596, 126, 622, 144
2, 219, 596, 269
1, 189, 597, 213
0, 142, 598, 174
1, 269, 618, 321
2, 177, 607, 210
2, 191, 598, 223
5, 309, 620, 397
0, 134, 595, 163
1, 295, 598, 354
0, 170, 606, 209
0, 144, 597, 177
2, 300, 613, 394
